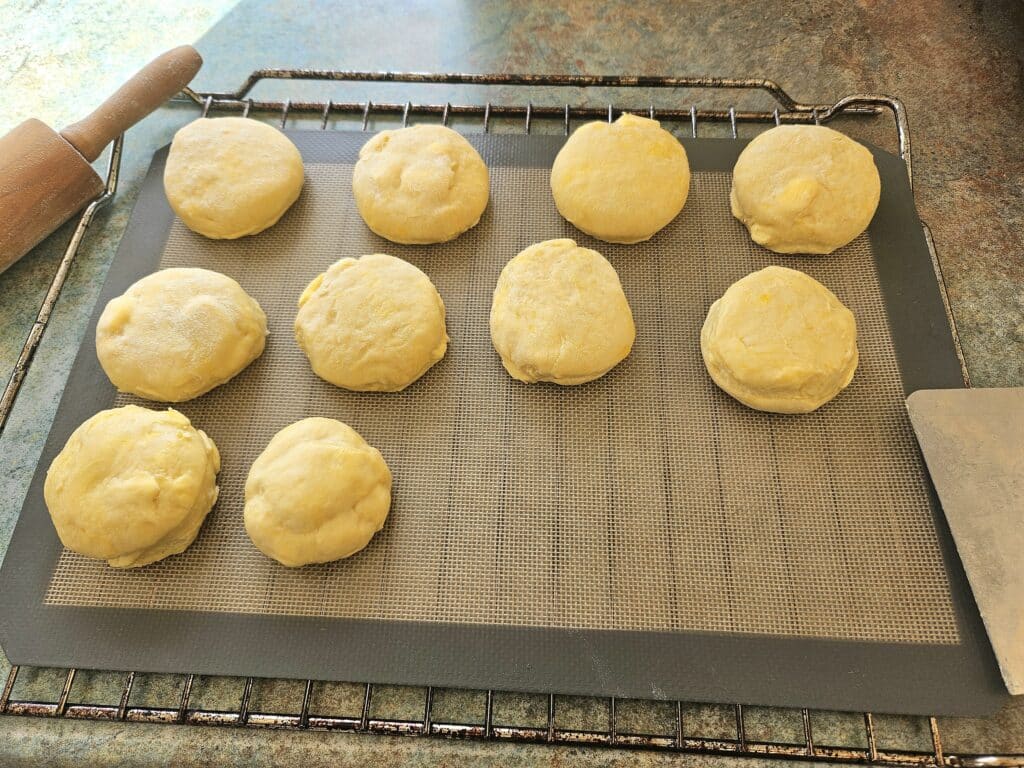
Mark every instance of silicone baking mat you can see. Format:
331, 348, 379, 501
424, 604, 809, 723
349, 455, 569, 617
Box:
0, 131, 1006, 715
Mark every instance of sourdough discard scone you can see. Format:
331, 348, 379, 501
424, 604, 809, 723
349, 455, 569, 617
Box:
730, 125, 880, 254
701, 266, 858, 413
96, 267, 267, 402
490, 239, 635, 385
550, 113, 690, 243
352, 124, 489, 244
244, 418, 392, 567
295, 254, 448, 392
44, 405, 220, 568
164, 117, 304, 239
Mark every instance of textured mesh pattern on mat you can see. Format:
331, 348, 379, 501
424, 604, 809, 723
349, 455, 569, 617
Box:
46, 163, 959, 644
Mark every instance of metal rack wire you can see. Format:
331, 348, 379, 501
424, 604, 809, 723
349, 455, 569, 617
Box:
0, 71, 1015, 765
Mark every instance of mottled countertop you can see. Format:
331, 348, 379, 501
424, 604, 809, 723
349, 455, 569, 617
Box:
1, 1, 1022, 765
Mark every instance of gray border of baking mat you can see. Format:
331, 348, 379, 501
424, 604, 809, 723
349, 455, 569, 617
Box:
0, 131, 1007, 716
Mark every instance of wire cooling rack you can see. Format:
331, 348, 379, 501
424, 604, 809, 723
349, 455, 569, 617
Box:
1, 71, 1019, 766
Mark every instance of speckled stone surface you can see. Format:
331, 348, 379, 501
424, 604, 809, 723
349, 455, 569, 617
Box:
1, 1, 1022, 765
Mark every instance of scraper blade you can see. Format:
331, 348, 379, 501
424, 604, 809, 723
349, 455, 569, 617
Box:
907, 387, 1024, 694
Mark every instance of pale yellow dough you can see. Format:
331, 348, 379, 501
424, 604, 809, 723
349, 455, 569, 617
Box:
164, 117, 304, 239
352, 124, 489, 244
701, 266, 858, 414
295, 254, 448, 391
244, 418, 392, 567
490, 239, 635, 385
730, 125, 881, 254
44, 405, 220, 568
550, 114, 690, 243
96, 268, 268, 402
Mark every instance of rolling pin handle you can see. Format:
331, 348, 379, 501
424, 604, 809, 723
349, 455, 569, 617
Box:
60, 45, 203, 162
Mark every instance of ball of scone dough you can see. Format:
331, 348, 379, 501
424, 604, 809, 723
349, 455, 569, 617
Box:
550, 114, 690, 244
352, 124, 489, 244
164, 117, 304, 239
295, 254, 448, 392
244, 418, 392, 567
490, 238, 635, 385
96, 267, 268, 402
701, 266, 858, 414
44, 405, 220, 568
730, 125, 881, 254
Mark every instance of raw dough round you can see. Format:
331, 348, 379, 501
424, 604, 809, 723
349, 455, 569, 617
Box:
244, 418, 392, 567
700, 266, 858, 413
490, 238, 635, 385
295, 254, 448, 391
164, 117, 304, 239
44, 405, 220, 568
730, 125, 881, 254
352, 124, 489, 244
550, 114, 690, 243
96, 267, 268, 402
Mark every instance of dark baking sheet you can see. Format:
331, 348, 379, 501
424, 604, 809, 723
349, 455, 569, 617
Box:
0, 131, 1006, 716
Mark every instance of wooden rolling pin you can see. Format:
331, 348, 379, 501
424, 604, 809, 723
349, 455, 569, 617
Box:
0, 45, 203, 274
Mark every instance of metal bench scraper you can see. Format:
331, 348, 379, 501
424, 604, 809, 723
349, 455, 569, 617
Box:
907, 387, 1024, 694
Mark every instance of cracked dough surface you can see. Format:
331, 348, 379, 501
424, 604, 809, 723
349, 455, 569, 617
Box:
701, 265, 858, 414
490, 238, 635, 385
352, 124, 489, 244
164, 117, 304, 239
96, 267, 268, 402
44, 405, 220, 568
295, 254, 448, 392
550, 113, 690, 243
730, 125, 881, 254
244, 418, 392, 567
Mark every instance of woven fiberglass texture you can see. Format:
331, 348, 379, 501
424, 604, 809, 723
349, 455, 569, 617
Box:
46, 162, 959, 644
